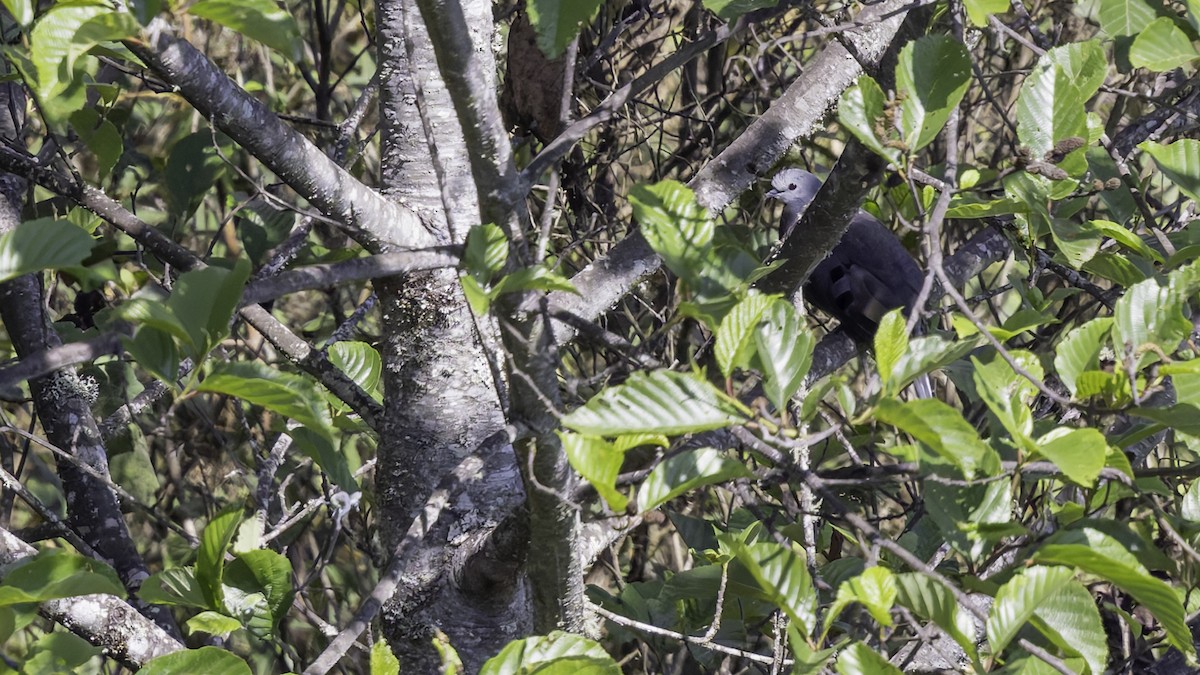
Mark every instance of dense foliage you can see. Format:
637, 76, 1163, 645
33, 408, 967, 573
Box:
0, 0, 1198, 673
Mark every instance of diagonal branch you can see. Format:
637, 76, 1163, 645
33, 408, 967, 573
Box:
127, 22, 431, 252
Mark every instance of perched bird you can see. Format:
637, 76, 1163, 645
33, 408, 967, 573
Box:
767, 167, 931, 396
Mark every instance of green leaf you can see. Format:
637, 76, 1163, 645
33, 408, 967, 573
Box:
637, 447, 754, 513
30, 3, 138, 101
124, 328, 181, 385
972, 350, 1040, 446
894, 573, 977, 661
464, 223, 508, 284
491, 265, 578, 296
754, 299, 814, 412
188, 0, 302, 59
461, 274, 491, 315
1054, 319, 1113, 397
1130, 17, 1198, 71
1049, 217, 1102, 268
1113, 275, 1191, 360
1097, 0, 1158, 36
560, 432, 628, 512
827, 567, 896, 634
1029, 576, 1108, 675
0, 550, 124, 606
838, 75, 901, 164
987, 565, 1076, 655
836, 641, 903, 675
139, 567, 207, 608
1034, 530, 1194, 659
26, 632, 100, 674
197, 361, 335, 440
1090, 220, 1164, 263
1084, 252, 1148, 286
944, 195, 1029, 218
1182, 478, 1200, 523
1034, 427, 1107, 488
964, 0, 1008, 26
561, 370, 747, 436
372, 639, 402, 675
479, 631, 619, 675
722, 536, 817, 634
630, 180, 713, 285
2, 0, 34, 27
196, 506, 243, 611
525, 0, 603, 59
874, 397, 996, 478
874, 309, 908, 390
114, 298, 193, 344
895, 36, 972, 151
224, 549, 294, 638
328, 341, 383, 403
168, 259, 250, 358
715, 291, 774, 378
185, 611, 241, 637
164, 132, 229, 218
1140, 139, 1200, 204
1016, 41, 1106, 157
70, 108, 122, 180
888, 334, 978, 393
136, 646, 252, 675
0, 219, 95, 284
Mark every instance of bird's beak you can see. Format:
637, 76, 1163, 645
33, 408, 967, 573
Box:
765, 187, 781, 200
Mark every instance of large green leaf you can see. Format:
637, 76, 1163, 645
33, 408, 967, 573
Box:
372, 639, 401, 675
1029, 575, 1108, 675
561, 370, 747, 436
1053, 318, 1113, 396
225, 549, 294, 638
164, 132, 230, 218
1034, 427, 1107, 488
630, 180, 713, 287
0, 550, 124, 605
197, 361, 335, 440
894, 573, 977, 661
1140, 139, 1200, 204
874, 397, 997, 478
1097, 0, 1158, 36
836, 641, 903, 675
888, 334, 978, 394
1130, 17, 1198, 72
525, 0, 604, 59
560, 432, 628, 512
964, 0, 1008, 26
463, 223, 508, 285
479, 631, 619, 675
824, 566, 896, 635
1016, 41, 1106, 157
1033, 529, 1194, 659
29, 2, 137, 101
972, 350, 1038, 448
1113, 274, 1191, 361
136, 647, 252, 675
168, 260, 250, 358
188, 0, 302, 59
1048, 217, 1103, 268
754, 298, 814, 412
988, 565, 1075, 655
139, 567, 206, 609
637, 447, 754, 513
196, 506, 243, 612
328, 341, 383, 403
722, 536, 817, 634
838, 75, 901, 165
874, 309, 908, 391
715, 291, 774, 378
896, 36, 972, 151
0, 219, 95, 284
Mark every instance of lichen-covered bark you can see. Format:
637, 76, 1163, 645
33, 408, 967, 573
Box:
375, 0, 530, 668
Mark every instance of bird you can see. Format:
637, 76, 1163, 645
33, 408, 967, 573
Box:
767, 167, 931, 397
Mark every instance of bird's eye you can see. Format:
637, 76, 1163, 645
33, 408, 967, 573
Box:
788, 183, 796, 190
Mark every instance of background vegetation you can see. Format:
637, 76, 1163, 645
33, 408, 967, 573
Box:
0, 0, 1196, 673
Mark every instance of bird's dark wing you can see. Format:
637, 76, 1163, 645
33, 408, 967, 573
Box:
803, 210, 923, 342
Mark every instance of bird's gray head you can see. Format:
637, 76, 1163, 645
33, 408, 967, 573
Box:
767, 168, 822, 236
766, 168, 821, 208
